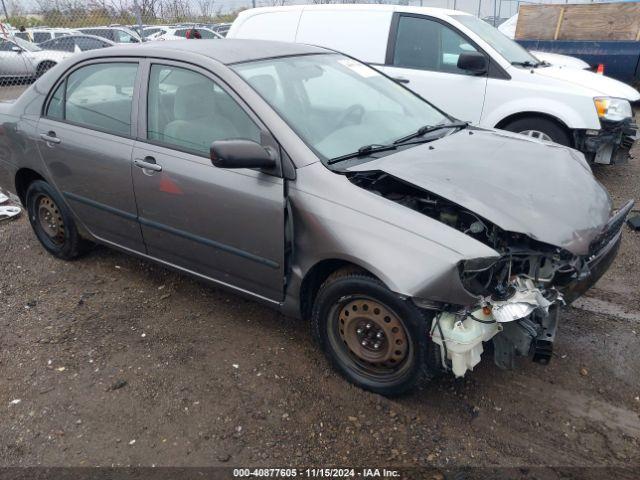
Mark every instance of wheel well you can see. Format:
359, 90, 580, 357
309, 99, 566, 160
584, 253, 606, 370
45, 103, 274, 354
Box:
495, 112, 572, 144
299, 260, 378, 320
15, 168, 45, 206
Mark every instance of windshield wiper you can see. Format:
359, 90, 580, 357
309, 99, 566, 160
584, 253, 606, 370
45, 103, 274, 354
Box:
511, 60, 541, 68
328, 143, 398, 165
392, 121, 468, 145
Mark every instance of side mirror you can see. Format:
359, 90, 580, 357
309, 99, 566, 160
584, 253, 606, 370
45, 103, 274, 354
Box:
210, 139, 276, 169
11, 46, 23, 53
457, 51, 488, 75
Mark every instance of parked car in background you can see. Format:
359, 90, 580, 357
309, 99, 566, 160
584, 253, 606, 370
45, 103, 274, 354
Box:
38, 34, 115, 53
229, 4, 640, 165
0, 36, 72, 82
14, 28, 78, 44
210, 23, 232, 37
149, 26, 223, 40
78, 26, 141, 43
0, 40, 633, 394
139, 26, 170, 39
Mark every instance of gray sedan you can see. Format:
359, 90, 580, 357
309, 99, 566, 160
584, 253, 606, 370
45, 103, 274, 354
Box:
0, 40, 633, 395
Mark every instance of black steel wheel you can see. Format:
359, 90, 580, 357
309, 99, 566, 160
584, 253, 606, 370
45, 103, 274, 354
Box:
312, 270, 433, 395
26, 180, 91, 260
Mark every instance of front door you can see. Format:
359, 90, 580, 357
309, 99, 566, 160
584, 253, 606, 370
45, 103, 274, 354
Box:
0, 39, 30, 76
36, 60, 145, 252
378, 13, 488, 124
132, 62, 285, 302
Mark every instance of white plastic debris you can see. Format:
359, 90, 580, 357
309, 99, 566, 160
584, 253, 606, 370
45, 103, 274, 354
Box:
0, 205, 21, 222
9, 399, 21, 405
232, 364, 239, 369
491, 278, 552, 323
0, 193, 8, 204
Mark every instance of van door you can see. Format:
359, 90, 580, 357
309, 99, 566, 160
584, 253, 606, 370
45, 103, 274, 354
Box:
378, 13, 488, 124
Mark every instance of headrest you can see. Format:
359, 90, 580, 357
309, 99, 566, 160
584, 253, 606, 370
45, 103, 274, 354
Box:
174, 82, 217, 120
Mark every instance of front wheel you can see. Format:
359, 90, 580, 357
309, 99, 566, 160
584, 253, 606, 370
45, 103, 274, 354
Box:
502, 117, 571, 146
312, 270, 432, 396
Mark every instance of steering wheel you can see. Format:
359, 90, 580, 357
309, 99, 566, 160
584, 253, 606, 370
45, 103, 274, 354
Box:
335, 104, 365, 129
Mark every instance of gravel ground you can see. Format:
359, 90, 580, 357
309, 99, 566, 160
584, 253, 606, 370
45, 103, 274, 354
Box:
0, 85, 639, 474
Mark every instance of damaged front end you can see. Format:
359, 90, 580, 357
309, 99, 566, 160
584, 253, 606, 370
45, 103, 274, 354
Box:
348, 170, 634, 377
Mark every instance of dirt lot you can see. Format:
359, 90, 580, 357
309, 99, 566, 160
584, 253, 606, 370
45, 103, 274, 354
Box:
1, 85, 639, 475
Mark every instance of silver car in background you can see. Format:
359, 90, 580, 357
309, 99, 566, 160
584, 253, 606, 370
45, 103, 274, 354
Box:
0, 40, 633, 395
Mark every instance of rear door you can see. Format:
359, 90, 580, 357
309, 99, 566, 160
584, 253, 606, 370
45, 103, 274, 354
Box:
36, 59, 145, 252
378, 13, 488, 124
131, 60, 285, 302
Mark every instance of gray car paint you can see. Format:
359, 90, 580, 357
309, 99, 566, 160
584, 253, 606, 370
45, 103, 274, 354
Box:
349, 128, 612, 256
0, 40, 620, 320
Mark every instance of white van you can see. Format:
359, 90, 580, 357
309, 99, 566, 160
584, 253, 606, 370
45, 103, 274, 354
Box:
229, 4, 640, 164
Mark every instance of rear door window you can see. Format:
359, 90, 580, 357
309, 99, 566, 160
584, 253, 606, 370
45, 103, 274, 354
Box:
46, 62, 138, 136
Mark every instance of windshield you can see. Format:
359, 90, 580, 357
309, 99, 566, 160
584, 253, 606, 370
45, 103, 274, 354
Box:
452, 14, 538, 66
233, 54, 450, 161
11, 36, 41, 51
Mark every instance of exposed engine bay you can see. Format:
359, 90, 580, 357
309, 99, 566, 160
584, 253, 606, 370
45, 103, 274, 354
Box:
348, 170, 630, 376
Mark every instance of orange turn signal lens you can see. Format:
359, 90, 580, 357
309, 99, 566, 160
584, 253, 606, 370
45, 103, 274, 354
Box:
594, 98, 609, 118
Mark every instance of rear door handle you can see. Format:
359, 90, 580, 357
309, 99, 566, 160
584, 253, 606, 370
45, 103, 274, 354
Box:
134, 156, 162, 172
40, 131, 61, 144
393, 77, 410, 84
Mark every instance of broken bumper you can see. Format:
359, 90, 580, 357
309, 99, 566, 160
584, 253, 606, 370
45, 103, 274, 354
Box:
559, 199, 634, 303
575, 118, 638, 164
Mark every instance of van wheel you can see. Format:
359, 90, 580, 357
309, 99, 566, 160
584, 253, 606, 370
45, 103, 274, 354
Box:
25, 180, 91, 260
36, 61, 56, 78
311, 270, 431, 396
502, 117, 571, 146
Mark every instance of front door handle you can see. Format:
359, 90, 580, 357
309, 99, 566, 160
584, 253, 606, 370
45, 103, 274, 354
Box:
393, 77, 410, 84
40, 131, 61, 144
134, 156, 162, 172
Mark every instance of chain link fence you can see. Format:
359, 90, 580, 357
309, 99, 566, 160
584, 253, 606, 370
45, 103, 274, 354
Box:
0, 0, 609, 97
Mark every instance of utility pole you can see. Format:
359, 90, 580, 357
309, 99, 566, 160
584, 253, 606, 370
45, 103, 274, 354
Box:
1, 0, 10, 23
252, 0, 256, 9
493, 0, 497, 25
477, 0, 482, 18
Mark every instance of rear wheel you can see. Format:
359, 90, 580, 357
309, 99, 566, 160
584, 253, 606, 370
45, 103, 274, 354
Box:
25, 180, 91, 260
312, 270, 432, 395
502, 117, 571, 146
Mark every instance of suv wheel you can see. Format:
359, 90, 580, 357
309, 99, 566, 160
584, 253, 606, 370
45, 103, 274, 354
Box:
503, 117, 571, 146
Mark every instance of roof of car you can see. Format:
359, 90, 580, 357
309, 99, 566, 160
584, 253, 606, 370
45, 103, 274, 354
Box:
99, 39, 328, 65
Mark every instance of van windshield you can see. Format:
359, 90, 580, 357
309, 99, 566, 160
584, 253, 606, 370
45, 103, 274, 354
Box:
452, 14, 539, 66
233, 53, 451, 161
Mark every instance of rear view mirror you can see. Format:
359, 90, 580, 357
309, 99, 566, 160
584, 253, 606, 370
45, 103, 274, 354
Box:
11, 46, 22, 53
457, 51, 488, 75
210, 139, 276, 169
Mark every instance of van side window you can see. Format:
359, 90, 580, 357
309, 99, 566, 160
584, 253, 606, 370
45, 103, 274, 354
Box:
392, 16, 479, 74
45, 62, 138, 136
147, 65, 260, 156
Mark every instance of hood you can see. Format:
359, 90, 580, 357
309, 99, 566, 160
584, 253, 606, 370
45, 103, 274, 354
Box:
533, 65, 640, 101
348, 129, 612, 256
531, 51, 589, 70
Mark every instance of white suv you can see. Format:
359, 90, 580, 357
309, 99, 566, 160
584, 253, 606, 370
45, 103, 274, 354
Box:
229, 4, 640, 164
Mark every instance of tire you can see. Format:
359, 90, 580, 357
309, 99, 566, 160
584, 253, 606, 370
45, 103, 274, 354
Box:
36, 61, 56, 78
25, 180, 91, 260
502, 117, 571, 146
311, 270, 433, 396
